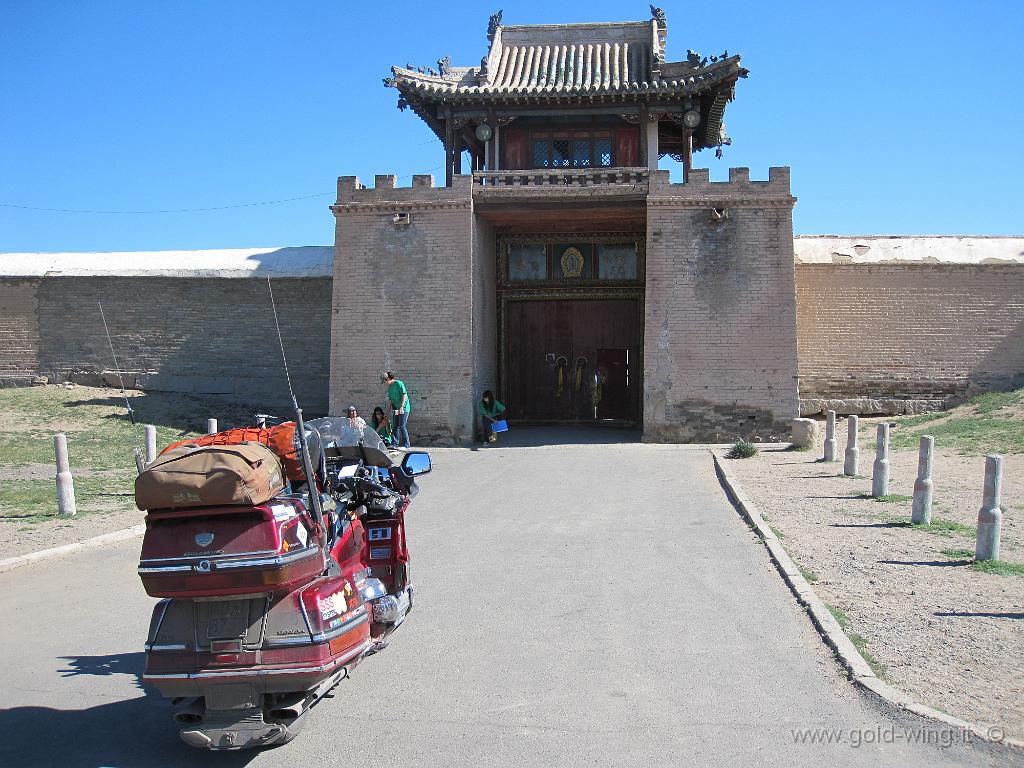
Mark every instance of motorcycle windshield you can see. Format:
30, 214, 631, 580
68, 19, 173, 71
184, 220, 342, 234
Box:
306, 417, 392, 467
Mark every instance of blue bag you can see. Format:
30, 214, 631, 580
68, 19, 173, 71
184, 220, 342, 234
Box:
491, 419, 508, 433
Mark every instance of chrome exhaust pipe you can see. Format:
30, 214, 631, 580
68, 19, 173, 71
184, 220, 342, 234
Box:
173, 697, 205, 724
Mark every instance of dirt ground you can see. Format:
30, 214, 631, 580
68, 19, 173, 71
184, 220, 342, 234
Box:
721, 417, 1023, 740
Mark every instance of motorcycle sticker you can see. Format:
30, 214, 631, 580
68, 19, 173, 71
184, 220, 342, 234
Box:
367, 527, 391, 541
370, 546, 392, 560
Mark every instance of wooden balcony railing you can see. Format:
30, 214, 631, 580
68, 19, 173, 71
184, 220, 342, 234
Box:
472, 167, 650, 189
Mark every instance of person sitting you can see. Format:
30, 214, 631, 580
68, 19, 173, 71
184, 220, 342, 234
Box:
346, 405, 367, 432
478, 390, 506, 446
371, 406, 394, 446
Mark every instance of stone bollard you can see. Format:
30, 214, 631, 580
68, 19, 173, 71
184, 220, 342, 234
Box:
790, 418, 818, 449
207, 418, 218, 435
871, 423, 890, 497
54, 433, 76, 517
843, 415, 859, 476
975, 454, 1003, 562
823, 410, 837, 462
145, 424, 157, 466
911, 436, 934, 525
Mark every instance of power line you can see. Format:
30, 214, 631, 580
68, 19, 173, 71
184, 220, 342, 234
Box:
0, 191, 334, 215
0, 165, 447, 216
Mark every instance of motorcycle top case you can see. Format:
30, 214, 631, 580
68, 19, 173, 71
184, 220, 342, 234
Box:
135, 442, 286, 511
138, 497, 326, 598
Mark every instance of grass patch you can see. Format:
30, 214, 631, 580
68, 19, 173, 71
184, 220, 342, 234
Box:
874, 494, 913, 503
877, 514, 976, 538
0, 475, 136, 520
824, 604, 887, 679
726, 439, 758, 459
969, 389, 1024, 415
798, 565, 819, 583
971, 559, 1024, 577
897, 411, 946, 428
0, 385, 269, 528
0, 386, 260, 472
890, 387, 1024, 454
856, 492, 913, 503
914, 518, 976, 538
848, 632, 887, 678
786, 443, 813, 452
826, 605, 850, 630
940, 548, 975, 560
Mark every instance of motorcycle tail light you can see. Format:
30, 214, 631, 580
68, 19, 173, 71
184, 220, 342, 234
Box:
300, 576, 359, 637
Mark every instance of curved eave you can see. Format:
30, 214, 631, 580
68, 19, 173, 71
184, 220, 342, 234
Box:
390, 57, 745, 102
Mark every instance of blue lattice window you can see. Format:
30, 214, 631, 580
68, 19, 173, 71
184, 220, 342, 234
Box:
596, 138, 612, 166
552, 139, 571, 167
573, 141, 591, 167
532, 140, 549, 168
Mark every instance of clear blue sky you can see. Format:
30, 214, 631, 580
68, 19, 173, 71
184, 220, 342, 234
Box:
2, 0, 1021, 252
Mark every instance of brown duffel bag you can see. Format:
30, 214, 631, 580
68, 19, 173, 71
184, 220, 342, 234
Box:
135, 441, 286, 511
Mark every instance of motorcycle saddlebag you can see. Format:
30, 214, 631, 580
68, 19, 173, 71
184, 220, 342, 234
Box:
135, 442, 286, 511
138, 497, 326, 597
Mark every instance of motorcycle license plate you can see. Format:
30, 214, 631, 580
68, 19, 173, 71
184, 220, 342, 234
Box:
206, 600, 250, 640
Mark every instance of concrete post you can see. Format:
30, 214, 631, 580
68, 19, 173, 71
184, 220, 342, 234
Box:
843, 415, 859, 477
145, 424, 157, 466
54, 433, 76, 517
871, 423, 890, 497
823, 410, 837, 462
911, 436, 934, 525
975, 454, 1003, 562
207, 418, 218, 435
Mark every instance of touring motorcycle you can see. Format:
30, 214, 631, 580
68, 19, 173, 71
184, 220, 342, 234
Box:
136, 413, 430, 750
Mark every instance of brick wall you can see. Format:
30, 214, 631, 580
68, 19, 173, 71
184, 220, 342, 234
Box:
0, 279, 41, 384
796, 263, 1024, 413
472, 216, 498, 433
329, 174, 479, 444
0, 276, 330, 411
643, 168, 800, 441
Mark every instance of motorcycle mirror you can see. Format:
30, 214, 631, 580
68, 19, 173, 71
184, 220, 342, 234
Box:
401, 451, 432, 476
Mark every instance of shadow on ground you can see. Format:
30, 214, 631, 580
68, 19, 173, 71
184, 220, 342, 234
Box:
473, 426, 642, 448
0, 651, 257, 768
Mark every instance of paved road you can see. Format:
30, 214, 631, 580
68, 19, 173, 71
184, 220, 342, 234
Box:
0, 436, 1008, 766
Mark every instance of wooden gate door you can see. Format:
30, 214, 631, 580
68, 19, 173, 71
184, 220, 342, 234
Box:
504, 298, 639, 423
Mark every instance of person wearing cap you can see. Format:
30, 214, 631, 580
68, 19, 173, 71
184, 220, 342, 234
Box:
346, 405, 367, 432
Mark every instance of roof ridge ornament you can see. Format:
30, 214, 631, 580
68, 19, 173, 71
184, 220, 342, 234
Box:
650, 5, 667, 29
487, 10, 502, 41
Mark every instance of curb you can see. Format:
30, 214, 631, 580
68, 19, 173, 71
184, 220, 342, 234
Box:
0, 524, 145, 574
711, 450, 1024, 754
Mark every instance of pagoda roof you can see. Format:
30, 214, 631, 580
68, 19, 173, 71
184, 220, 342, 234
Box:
386, 12, 747, 151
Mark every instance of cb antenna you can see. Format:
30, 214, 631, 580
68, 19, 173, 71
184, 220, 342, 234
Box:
98, 301, 135, 426
267, 277, 324, 530
267, 276, 297, 408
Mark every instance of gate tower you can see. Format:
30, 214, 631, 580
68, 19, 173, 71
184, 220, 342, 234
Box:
330, 8, 799, 443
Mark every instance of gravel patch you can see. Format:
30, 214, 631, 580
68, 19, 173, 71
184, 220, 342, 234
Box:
723, 420, 1023, 740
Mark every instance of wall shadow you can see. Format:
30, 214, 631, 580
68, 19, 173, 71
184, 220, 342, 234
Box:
474, 425, 642, 447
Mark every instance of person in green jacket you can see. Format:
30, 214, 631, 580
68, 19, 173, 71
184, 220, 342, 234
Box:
478, 390, 506, 446
384, 372, 411, 449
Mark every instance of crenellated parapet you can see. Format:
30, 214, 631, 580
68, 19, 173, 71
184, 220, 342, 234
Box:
331, 174, 472, 213
648, 167, 795, 207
